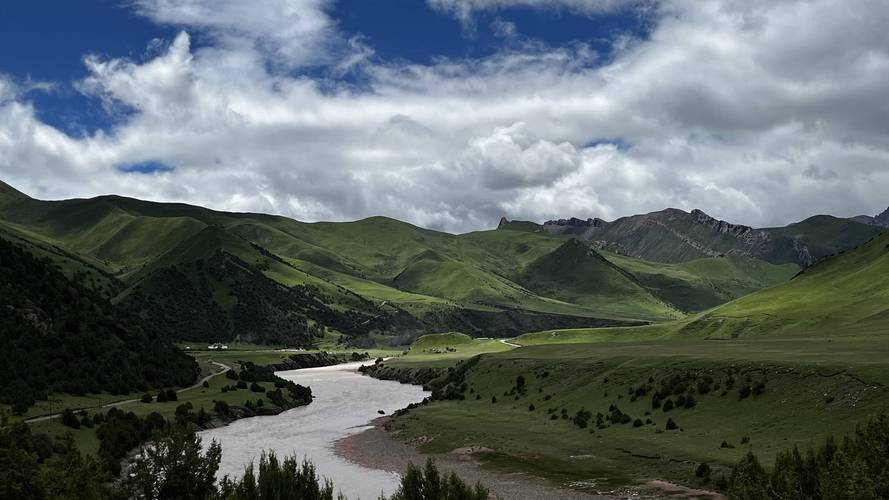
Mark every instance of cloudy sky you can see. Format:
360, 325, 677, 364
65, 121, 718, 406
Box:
1, 0, 888, 232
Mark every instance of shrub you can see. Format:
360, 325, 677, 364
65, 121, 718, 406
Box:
633, 418, 643, 428
141, 393, 153, 403
738, 385, 751, 399
213, 400, 230, 415
249, 382, 266, 393
236, 380, 248, 390
202, 381, 210, 389
528, 404, 535, 411
157, 391, 168, 403
684, 395, 697, 409
721, 440, 735, 449
666, 418, 678, 430
61, 408, 81, 429
696, 462, 711, 481
491, 396, 497, 403
662, 399, 674, 412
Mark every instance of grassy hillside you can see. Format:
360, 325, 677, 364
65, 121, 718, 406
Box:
1, 184, 830, 344
515, 229, 889, 346
0, 235, 197, 414
677, 230, 889, 338
764, 214, 882, 262
518, 239, 681, 321
379, 335, 889, 493
604, 252, 799, 312
0, 189, 703, 340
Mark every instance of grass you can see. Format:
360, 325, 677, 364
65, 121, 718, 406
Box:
387, 335, 889, 491
1, 191, 802, 332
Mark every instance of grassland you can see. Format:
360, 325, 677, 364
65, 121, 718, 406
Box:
374, 232, 889, 492
382, 335, 889, 492
0, 189, 812, 342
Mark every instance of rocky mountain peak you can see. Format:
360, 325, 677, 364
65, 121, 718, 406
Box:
543, 217, 607, 228
690, 209, 755, 237
874, 207, 889, 228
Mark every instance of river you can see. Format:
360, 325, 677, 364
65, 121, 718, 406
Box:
199, 361, 430, 500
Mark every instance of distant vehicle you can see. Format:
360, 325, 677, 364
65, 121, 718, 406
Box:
207, 343, 229, 350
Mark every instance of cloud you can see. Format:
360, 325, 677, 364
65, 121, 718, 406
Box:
427, 0, 647, 23
1, 0, 889, 232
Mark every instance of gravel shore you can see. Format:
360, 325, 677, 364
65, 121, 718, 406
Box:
334, 417, 721, 500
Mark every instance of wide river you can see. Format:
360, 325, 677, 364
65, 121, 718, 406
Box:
199, 362, 430, 500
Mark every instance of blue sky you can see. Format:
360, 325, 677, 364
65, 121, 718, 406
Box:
1, 0, 888, 232
1, 0, 649, 137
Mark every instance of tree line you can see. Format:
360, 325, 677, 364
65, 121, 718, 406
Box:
728, 413, 889, 499
0, 420, 489, 500
0, 237, 198, 414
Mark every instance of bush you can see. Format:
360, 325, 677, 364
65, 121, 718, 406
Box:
140, 393, 153, 403
528, 404, 535, 411
61, 408, 80, 429
249, 382, 266, 393
696, 462, 711, 481
662, 399, 674, 412
387, 459, 489, 500
738, 385, 751, 399
666, 418, 678, 430
202, 381, 210, 389
213, 400, 230, 415
236, 380, 248, 390
684, 395, 697, 409
157, 391, 168, 403
633, 418, 643, 428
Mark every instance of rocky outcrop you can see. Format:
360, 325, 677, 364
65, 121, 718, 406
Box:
873, 207, 889, 228
543, 217, 607, 228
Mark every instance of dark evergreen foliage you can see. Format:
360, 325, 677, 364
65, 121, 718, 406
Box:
0, 237, 198, 413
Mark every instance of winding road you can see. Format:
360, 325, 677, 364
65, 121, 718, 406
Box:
499, 338, 522, 348
24, 361, 231, 423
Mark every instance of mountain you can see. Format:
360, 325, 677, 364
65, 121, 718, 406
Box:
2, 182, 846, 342
677, 230, 889, 338
501, 207, 884, 268
0, 180, 28, 200
0, 235, 198, 413
603, 251, 799, 313
517, 239, 682, 320
521, 208, 813, 266
764, 215, 883, 262
874, 207, 889, 228
0, 187, 672, 344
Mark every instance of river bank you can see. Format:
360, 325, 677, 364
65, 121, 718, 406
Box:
335, 417, 724, 500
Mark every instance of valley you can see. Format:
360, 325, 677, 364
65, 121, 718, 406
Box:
2, 181, 889, 499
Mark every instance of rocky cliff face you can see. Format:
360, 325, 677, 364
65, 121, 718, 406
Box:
873, 207, 889, 228
530, 208, 814, 267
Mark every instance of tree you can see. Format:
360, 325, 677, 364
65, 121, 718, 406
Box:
666, 418, 678, 430
60, 408, 81, 429
387, 459, 489, 500
126, 425, 221, 500
696, 462, 711, 481
141, 393, 153, 403
728, 452, 769, 500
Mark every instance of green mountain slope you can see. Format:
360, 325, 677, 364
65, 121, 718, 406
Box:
604, 252, 800, 313
764, 215, 883, 263
0, 235, 197, 413
0, 182, 824, 342
518, 239, 681, 321
677, 230, 889, 338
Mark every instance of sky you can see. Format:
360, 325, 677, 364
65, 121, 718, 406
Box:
1, 0, 888, 233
